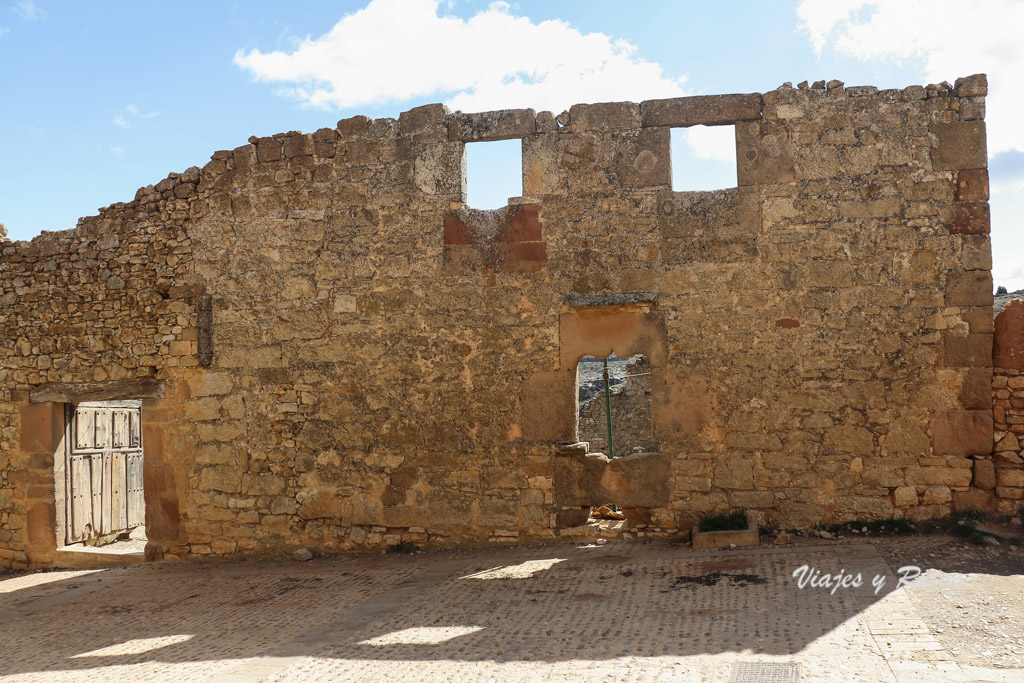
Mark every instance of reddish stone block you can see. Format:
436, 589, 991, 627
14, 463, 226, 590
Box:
952, 488, 995, 512
496, 242, 547, 273
956, 169, 989, 201
775, 318, 800, 328
959, 367, 993, 410
499, 204, 542, 243
973, 458, 996, 489
994, 300, 1024, 370
933, 410, 994, 457
943, 333, 992, 367
144, 463, 181, 544
443, 214, 474, 245
19, 403, 61, 454
948, 201, 990, 234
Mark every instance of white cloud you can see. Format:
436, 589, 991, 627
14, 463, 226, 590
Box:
0, 25, 7, 37
233, 0, 687, 114
110, 146, 125, 155
686, 125, 735, 162
13, 1, 45, 21
797, 0, 1024, 157
113, 105, 158, 130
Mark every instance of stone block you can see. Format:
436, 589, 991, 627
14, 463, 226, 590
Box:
947, 201, 990, 235
921, 485, 952, 505
639, 93, 761, 128
522, 133, 560, 196
945, 270, 993, 307
449, 109, 536, 142
933, 410, 993, 457
995, 300, 1024, 370
337, 115, 372, 136
714, 455, 754, 489
736, 121, 795, 185
953, 74, 987, 97
953, 488, 995, 512
255, 137, 282, 163
943, 333, 992, 368
569, 102, 641, 132
398, 103, 449, 142
18, 402, 61, 454
691, 522, 759, 549
931, 121, 987, 170
998, 468, 1024, 488
414, 141, 465, 199
613, 126, 671, 188
894, 486, 918, 507
956, 169, 989, 201
961, 235, 991, 271
521, 371, 575, 443
960, 367, 993, 410
494, 241, 546, 273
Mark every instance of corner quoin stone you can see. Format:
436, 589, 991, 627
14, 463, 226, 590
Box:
931, 121, 987, 170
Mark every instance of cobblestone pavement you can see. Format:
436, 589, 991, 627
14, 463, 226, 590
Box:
1, 541, 1021, 682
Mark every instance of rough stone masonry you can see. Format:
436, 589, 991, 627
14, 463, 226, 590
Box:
0, 74, 1010, 569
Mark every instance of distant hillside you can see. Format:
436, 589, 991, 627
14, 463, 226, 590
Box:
995, 289, 1024, 315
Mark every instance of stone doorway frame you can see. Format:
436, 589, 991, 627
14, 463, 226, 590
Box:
19, 378, 180, 565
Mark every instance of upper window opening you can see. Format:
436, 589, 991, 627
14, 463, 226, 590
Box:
670, 125, 737, 192
576, 353, 655, 458
466, 138, 522, 209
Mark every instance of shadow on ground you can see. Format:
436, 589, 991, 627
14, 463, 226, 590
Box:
0, 536, 1020, 679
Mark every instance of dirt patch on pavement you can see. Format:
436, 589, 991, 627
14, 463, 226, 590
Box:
870, 527, 1024, 671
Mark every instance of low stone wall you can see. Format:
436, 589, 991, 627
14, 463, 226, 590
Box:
986, 300, 1024, 515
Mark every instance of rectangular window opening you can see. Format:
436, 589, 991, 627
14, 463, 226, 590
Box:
670, 124, 737, 192
466, 138, 522, 209
576, 353, 654, 459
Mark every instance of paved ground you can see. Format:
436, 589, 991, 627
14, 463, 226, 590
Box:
1, 538, 1021, 682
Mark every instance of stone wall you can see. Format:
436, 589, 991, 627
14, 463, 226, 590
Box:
984, 300, 1024, 515
578, 355, 655, 458
0, 74, 995, 568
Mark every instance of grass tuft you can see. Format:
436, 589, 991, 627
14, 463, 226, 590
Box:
698, 509, 749, 532
386, 541, 421, 554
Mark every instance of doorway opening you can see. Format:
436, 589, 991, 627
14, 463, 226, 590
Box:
576, 353, 656, 527
57, 400, 146, 558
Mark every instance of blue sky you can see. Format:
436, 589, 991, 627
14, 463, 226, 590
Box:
1, 0, 1022, 289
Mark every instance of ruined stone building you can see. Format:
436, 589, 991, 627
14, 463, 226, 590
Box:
2, 73, 1020, 569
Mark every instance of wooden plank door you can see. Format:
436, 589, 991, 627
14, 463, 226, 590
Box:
65, 400, 144, 545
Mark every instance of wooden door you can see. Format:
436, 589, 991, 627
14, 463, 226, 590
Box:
66, 400, 144, 544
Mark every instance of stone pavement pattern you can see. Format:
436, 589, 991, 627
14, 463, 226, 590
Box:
0, 542, 1020, 682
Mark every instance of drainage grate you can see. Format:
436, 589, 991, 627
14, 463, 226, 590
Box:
730, 662, 800, 683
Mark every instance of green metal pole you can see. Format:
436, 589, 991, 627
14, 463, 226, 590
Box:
602, 357, 615, 458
